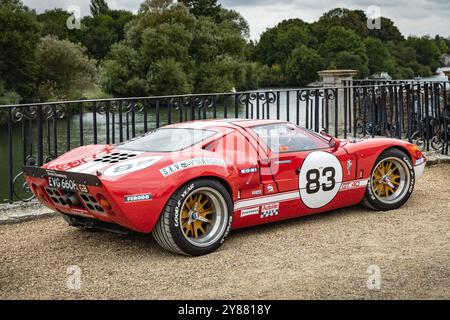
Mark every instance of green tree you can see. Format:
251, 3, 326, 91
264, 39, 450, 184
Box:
181, 0, 221, 17
148, 58, 192, 95
102, 0, 253, 96
406, 36, 441, 73
100, 43, 145, 97
334, 51, 369, 76
37, 9, 81, 43
0, 0, 40, 101
255, 19, 312, 68
321, 26, 368, 75
80, 0, 134, 60
285, 45, 324, 86
313, 8, 368, 40
36, 36, 97, 101
90, 0, 109, 18
365, 37, 396, 75
368, 17, 404, 43
0, 81, 20, 105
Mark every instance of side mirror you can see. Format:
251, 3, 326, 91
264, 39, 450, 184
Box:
320, 130, 340, 152
329, 137, 340, 151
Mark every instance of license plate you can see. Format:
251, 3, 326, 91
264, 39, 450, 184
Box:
48, 176, 78, 192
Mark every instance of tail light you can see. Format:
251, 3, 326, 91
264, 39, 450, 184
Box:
97, 194, 112, 212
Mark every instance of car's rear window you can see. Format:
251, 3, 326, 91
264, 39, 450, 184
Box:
116, 128, 217, 152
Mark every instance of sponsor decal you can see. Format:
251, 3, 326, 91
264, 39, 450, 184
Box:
234, 191, 299, 210
46, 170, 67, 179
103, 156, 161, 177
267, 184, 274, 193
340, 179, 369, 190
124, 194, 152, 203
240, 167, 258, 175
160, 158, 227, 177
78, 184, 88, 193
240, 207, 260, 217
261, 203, 279, 218
251, 190, 262, 196
347, 160, 352, 175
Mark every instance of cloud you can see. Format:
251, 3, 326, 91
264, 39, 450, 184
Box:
222, 0, 450, 39
22, 0, 450, 39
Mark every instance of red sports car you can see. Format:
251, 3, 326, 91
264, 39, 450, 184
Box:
23, 119, 426, 256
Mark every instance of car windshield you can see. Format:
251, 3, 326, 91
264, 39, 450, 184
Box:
252, 123, 329, 153
116, 128, 217, 152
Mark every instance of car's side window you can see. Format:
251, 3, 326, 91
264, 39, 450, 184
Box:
252, 123, 329, 153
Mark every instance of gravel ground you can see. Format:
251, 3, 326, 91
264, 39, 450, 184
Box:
0, 164, 449, 300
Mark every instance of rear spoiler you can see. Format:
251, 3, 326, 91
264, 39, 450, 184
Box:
22, 166, 102, 187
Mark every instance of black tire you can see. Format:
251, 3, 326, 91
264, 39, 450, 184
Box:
153, 179, 233, 256
362, 148, 415, 211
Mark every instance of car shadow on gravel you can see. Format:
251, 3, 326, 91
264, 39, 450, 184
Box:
228, 204, 371, 238
49, 204, 373, 258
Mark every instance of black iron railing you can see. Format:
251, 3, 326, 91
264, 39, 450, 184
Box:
0, 80, 449, 203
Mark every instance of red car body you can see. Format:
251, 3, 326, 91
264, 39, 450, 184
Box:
23, 119, 426, 234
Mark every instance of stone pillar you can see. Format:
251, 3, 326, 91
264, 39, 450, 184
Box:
445, 71, 450, 105
318, 69, 358, 137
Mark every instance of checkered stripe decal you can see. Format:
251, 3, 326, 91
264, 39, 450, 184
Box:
260, 209, 279, 218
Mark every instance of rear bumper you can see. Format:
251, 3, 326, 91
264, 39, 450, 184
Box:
414, 157, 426, 180
23, 166, 160, 233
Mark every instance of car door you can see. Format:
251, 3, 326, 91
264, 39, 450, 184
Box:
248, 123, 357, 209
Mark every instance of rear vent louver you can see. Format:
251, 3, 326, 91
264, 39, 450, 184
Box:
79, 194, 106, 215
45, 187, 70, 208
93, 152, 137, 164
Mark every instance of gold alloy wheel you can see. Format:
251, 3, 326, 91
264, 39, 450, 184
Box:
371, 159, 402, 198
181, 192, 214, 239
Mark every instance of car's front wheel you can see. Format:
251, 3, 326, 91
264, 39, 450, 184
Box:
153, 179, 233, 256
362, 148, 415, 211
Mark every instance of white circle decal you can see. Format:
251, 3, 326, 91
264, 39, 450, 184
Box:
103, 156, 161, 177
299, 151, 343, 209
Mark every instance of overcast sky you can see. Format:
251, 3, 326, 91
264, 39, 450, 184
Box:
22, 0, 450, 40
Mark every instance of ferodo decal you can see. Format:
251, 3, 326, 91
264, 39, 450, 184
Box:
103, 156, 162, 177
124, 194, 152, 203
160, 158, 227, 177
299, 151, 343, 209
260, 203, 279, 218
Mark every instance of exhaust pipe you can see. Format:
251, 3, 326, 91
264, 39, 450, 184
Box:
61, 193, 80, 206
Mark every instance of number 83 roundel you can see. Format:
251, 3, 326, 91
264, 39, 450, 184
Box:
299, 151, 343, 209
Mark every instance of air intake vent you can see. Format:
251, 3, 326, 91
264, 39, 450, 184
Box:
93, 152, 137, 164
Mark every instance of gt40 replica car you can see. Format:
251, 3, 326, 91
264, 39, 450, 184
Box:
24, 119, 426, 256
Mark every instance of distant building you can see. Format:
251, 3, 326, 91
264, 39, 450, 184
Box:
423, 67, 450, 81
369, 72, 392, 80
440, 54, 450, 67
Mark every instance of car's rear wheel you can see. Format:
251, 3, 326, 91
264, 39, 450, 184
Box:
153, 179, 233, 256
362, 148, 415, 211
